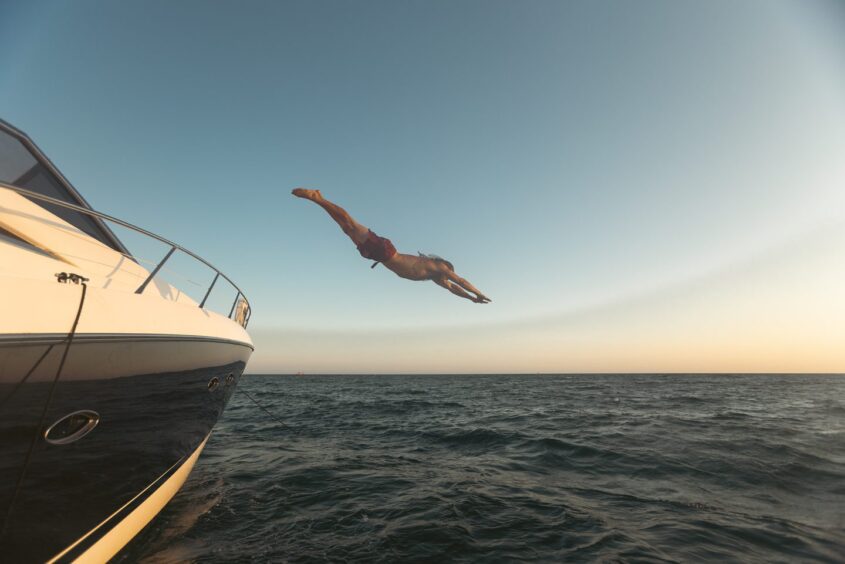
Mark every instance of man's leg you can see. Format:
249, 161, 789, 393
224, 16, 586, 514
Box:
292, 188, 369, 245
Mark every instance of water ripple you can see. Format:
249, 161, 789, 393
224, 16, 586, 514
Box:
122, 374, 845, 563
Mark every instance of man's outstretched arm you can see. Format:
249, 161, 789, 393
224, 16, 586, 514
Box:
446, 272, 490, 303
434, 277, 487, 303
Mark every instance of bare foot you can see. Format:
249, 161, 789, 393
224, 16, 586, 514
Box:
292, 188, 323, 201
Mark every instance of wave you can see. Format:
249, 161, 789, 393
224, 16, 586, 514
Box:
120, 374, 845, 564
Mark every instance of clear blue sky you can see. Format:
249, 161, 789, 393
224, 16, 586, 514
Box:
2, 1, 845, 372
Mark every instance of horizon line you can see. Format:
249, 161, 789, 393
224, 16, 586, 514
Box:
243, 372, 845, 376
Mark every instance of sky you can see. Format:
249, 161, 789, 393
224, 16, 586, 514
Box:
1, 0, 845, 373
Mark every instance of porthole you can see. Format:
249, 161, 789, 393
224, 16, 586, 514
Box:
226, 372, 235, 386
44, 410, 100, 445
208, 377, 220, 391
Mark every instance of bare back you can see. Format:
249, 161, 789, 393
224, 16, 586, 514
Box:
383, 253, 445, 281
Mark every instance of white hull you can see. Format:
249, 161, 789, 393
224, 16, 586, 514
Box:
0, 119, 254, 561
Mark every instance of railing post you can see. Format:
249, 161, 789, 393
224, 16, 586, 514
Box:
199, 272, 220, 308
1, 183, 253, 323
136, 246, 176, 294
228, 292, 241, 319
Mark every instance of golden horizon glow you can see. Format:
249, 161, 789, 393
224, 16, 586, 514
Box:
250, 224, 845, 374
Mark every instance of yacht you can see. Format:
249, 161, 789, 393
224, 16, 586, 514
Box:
0, 119, 253, 562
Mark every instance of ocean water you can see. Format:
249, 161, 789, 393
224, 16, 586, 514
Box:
123, 374, 845, 563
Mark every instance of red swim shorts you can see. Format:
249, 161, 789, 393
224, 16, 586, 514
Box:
357, 230, 397, 263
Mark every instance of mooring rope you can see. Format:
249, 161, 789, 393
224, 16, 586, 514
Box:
239, 387, 293, 430
1, 273, 88, 537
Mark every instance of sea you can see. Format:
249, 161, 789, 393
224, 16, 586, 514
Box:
122, 374, 845, 563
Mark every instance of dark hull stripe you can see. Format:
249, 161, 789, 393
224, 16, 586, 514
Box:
51, 437, 203, 563
0, 333, 254, 350
0, 345, 247, 560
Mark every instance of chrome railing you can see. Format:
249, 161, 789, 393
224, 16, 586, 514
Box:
0, 181, 252, 329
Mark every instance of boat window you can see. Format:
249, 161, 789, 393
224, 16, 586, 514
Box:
0, 128, 122, 250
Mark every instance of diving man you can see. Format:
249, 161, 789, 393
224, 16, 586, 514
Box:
292, 188, 491, 304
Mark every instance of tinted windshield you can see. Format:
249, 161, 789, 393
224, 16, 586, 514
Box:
0, 126, 123, 251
